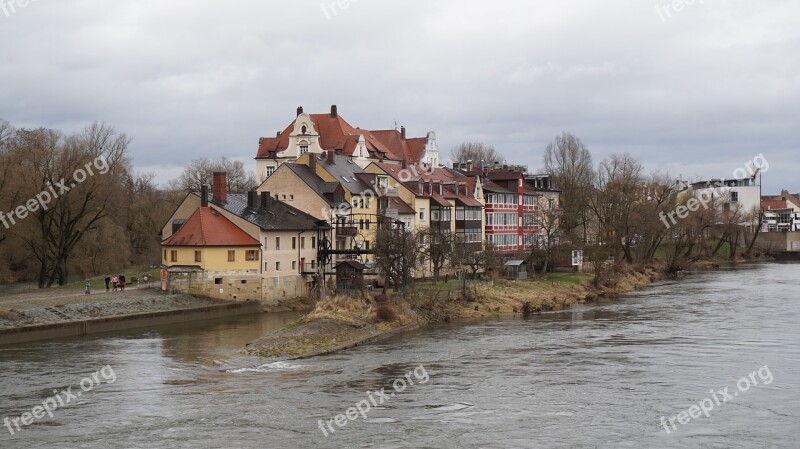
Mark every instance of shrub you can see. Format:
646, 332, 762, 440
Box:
375, 303, 397, 322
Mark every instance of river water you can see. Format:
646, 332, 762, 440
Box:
1, 263, 798, 448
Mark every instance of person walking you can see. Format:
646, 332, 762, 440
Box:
85, 280, 91, 295
111, 275, 119, 292
119, 274, 126, 291
104, 275, 111, 292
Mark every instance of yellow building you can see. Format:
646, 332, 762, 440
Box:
162, 206, 262, 301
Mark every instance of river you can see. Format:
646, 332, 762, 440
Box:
1, 263, 798, 448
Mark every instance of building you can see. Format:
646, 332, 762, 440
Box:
685, 177, 762, 221
255, 105, 440, 180
761, 191, 800, 232
453, 163, 560, 254
162, 206, 262, 301
162, 172, 322, 304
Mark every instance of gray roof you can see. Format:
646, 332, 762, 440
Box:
285, 163, 339, 201
318, 155, 373, 195
197, 192, 320, 232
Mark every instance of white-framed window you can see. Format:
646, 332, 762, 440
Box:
265, 167, 275, 178
300, 145, 309, 155
419, 208, 426, 221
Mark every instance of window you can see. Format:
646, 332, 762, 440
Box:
292, 261, 297, 270
292, 237, 297, 250
487, 233, 518, 247
300, 145, 309, 155
163, 249, 167, 260
312, 237, 317, 249
170, 250, 178, 262
265, 167, 275, 178
276, 262, 281, 271
301, 125, 307, 134
301, 237, 306, 249
420, 208, 426, 221
275, 237, 281, 250
311, 260, 316, 269
228, 250, 236, 262
462, 229, 481, 243
289, 194, 294, 201
431, 209, 440, 221
194, 251, 202, 263
730, 191, 739, 203
246, 250, 259, 261
214, 278, 223, 285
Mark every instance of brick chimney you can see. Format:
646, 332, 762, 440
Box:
200, 185, 209, 207
297, 106, 304, 116
400, 126, 406, 140
331, 104, 338, 118
212, 172, 227, 203
327, 150, 335, 165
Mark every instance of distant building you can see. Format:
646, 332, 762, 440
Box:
761, 190, 800, 232
255, 105, 440, 181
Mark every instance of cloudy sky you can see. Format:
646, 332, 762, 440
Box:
1, 0, 798, 192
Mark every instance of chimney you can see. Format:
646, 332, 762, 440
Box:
331, 104, 338, 118
466, 159, 473, 172
309, 152, 317, 172
297, 106, 304, 116
201, 185, 209, 208
400, 126, 406, 140
453, 162, 459, 169
247, 190, 257, 209
327, 150, 335, 165
260, 191, 271, 210
212, 172, 227, 203
276, 131, 281, 137
402, 158, 408, 170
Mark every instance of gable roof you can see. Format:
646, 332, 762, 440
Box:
194, 192, 320, 232
256, 109, 430, 163
162, 208, 260, 247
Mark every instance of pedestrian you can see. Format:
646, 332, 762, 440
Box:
119, 274, 126, 291
104, 275, 111, 292
85, 280, 91, 295
111, 275, 118, 292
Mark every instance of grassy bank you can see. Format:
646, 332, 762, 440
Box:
244, 264, 663, 359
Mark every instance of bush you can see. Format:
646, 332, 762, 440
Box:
375, 303, 397, 322
0, 310, 19, 321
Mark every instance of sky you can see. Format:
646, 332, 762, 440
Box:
0, 0, 798, 193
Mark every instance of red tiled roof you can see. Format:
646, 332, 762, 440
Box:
762, 199, 788, 210
256, 113, 394, 160
163, 208, 260, 247
256, 111, 429, 163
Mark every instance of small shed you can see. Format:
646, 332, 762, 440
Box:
503, 259, 528, 280
335, 260, 367, 290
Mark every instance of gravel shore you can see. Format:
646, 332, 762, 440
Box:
0, 289, 220, 329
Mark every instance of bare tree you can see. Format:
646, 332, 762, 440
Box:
8, 123, 130, 287
449, 142, 505, 166
174, 157, 258, 193
417, 227, 454, 282
374, 221, 418, 292
543, 132, 593, 243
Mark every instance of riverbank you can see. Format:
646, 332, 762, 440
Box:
243, 264, 664, 359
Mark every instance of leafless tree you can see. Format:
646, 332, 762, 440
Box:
374, 221, 418, 292
416, 227, 454, 282
543, 132, 594, 243
449, 142, 505, 167
174, 156, 258, 193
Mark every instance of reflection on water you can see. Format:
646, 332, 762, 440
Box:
0, 263, 798, 448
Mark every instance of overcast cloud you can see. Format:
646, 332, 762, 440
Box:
1, 0, 798, 192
